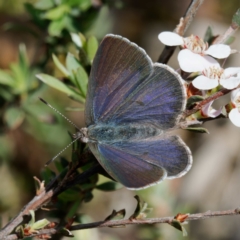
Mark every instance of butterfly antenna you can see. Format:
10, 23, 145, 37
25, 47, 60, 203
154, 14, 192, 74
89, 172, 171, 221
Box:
39, 97, 81, 131
39, 97, 82, 166
45, 136, 80, 166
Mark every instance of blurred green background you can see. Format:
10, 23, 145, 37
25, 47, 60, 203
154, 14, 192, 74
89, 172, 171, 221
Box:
0, 0, 240, 239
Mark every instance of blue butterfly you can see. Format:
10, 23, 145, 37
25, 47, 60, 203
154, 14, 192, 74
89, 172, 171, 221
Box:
79, 34, 192, 190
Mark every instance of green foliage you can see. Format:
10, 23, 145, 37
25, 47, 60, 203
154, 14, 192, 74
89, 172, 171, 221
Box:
232, 8, 240, 27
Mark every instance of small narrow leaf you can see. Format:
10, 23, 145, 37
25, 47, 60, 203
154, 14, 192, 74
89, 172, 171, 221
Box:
52, 54, 69, 77
224, 36, 235, 45
66, 200, 82, 219
34, 0, 54, 10
70, 33, 83, 48
74, 65, 88, 97
44, 4, 70, 20
232, 8, 240, 27
66, 53, 81, 72
32, 219, 50, 230
186, 95, 204, 109
105, 209, 126, 221
204, 26, 214, 43
96, 181, 122, 191
86, 36, 98, 63
0, 70, 14, 86
130, 195, 152, 220
29, 210, 35, 225
169, 219, 188, 237
4, 107, 25, 129
186, 127, 209, 134
36, 73, 76, 96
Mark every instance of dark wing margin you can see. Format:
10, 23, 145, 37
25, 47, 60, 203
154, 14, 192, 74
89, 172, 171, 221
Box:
88, 134, 192, 190
85, 34, 153, 126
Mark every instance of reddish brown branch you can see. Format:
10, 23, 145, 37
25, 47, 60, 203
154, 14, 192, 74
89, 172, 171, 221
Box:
184, 88, 232, 117
4, 208, 240, 239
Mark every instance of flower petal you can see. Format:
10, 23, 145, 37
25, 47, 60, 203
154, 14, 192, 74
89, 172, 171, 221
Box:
220, 77, 240, 89
178, 49, 219, 72
158, 32, 184, 46
224, 67, 240, 77
202, 100, 222, 118
204, 44, 231, 59
229, 108, 240, 127
192, 75, 219, 90
231, 88, 240, 102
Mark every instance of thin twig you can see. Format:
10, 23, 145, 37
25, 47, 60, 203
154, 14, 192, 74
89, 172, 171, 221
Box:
184, 88, 232, 117
4, 207, 240, 239
158, 0, 205, 63
0, 162, 101, 239
213, 9, 240, 44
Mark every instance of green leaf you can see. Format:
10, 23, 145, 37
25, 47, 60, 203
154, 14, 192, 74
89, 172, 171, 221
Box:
52, 54, 69, 77
186, 127, 209, 134
186, 95, 204, 109
83, 191, 93, 202
58, 189, 83, 201
70, 33, 83, 48
86, 36, 98, 63
66, 200, 82, 219
19, 44, 29, 75
105, 209, 126, 221
204, 26, 213, 43
224, 36, 235, 45
74, 65, 88, 97
48, 18, 65, 36
36, 73, 76, 96
55, 157, 69, 172
41, 167, 56, 184
34, 0, 55, 10
29, 210, 35, 225
4, 107, 25, 129
130, 195, 152, 220
66, 53, 81, 75
96, 181, 122, 191
232, 8, 240, 27
44, 4, 70, 20
169, 219, 188, 237
32, 219, 50, 230
0, 69, 14, 86
78, 0, 91, 11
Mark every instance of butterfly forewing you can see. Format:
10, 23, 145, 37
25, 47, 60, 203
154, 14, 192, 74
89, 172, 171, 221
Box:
85, 34, 153, 126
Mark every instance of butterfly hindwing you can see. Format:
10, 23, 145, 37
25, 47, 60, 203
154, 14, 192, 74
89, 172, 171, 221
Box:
88, 134, 192, 189
88, 142, 167, 189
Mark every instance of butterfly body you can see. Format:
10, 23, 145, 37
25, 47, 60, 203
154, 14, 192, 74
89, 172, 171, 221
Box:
87, 123, 163, 143
78, 34, 192, 190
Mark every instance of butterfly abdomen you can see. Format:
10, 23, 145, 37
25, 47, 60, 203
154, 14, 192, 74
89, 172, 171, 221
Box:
87, 123, 162, 143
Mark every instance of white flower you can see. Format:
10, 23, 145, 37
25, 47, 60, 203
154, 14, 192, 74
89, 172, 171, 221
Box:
190, 100, 222, 121
201, 100, 222, 118
229, 89, 240, 127
192, 66, 240, 90
158, 32, 231, 72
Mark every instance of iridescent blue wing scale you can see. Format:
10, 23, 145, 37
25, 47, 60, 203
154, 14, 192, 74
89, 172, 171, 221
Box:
85, 34, 153, 126
88, 142, 167, 189
85, 34, 186, 129
88, 134, 191, 189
